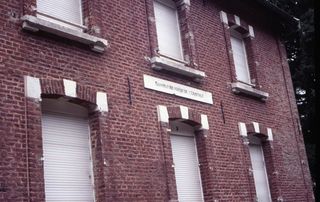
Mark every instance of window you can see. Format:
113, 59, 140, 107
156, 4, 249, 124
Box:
150, 0, 206, 81
41, 99, 95, 201
37, 0, 84, 31
22, 0, 108, 52
248, 136, 272, 202
170, 121, 204, 202
230, 30, 251, 84
220, 11, 269, 100
153, 0, 183, 60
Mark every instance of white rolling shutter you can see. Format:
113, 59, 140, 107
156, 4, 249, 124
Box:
170, 134, 204, 202
42, 112, 95, 202
154, 0, 184, 60
37, 0, 83, 31
230, 34, 251, 84
249, 144, 272, 202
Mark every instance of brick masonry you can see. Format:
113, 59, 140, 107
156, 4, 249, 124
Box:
0, 0, 314, 201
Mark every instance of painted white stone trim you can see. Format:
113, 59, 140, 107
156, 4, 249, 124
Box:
96, 92, 108, 112
200, 114, 209, 130
252, 122, 260, 133
24, 76, 41, 100
231, 82, 269, 101
178, 0, 190, 6
267, 128, 273, 141
150, 56, 206, 81
63, 79, 77, 98
157, 105, 169, 123
220, 11, 228, 24
238, 122, 247, 137
248, 25, 255, 37
21, 15, 108, 53
180, 106, 189, 120
234, 15, 241, 26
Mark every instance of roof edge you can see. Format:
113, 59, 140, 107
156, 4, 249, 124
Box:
254, 0, 299, 27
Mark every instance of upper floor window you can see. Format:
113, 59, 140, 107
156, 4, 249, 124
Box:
219, 11, 269, 100
153, 0, 184, 60
37, 0, 84, 31
230, 30, 251, 84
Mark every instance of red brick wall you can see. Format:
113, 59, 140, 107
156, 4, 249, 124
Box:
0, 0, 313, 201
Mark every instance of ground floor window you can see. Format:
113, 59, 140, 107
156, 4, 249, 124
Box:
248, 136, 271, 202
41, 99, 95, 201
170, 121, 204, 202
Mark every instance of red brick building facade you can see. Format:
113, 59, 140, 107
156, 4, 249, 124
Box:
0, 0, 314, 201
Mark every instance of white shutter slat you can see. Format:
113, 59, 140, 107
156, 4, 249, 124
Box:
231, 35, 251, 83
154, 0, 183, 60
249, 144, 272, 202
42, 113, 95, 202
37, 0, 83, 31
170, 135, 204, 202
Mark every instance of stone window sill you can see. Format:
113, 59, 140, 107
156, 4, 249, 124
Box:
150, 56, 206, 82
231, 82, 269, 101
21, 15, 109, 53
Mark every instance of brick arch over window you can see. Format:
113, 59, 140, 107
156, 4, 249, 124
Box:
24, 76, 109, 202
245, 122, 269, 139
238, 121, 283, 201
40, 78, 97, 108
157, 105, 214, 201
167, 106, 202, 127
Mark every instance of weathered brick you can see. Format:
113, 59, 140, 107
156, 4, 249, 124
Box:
0, 0, 313, 201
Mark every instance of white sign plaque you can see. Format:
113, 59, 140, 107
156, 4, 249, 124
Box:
143, 75, 213, 104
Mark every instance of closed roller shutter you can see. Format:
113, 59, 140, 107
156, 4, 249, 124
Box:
170, 134, 204, 202
42, 112, 95, 202
249, 144, 272, 202
230, 34, 251, 83
37, 0, 83, 30
154, 0, 183, 60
